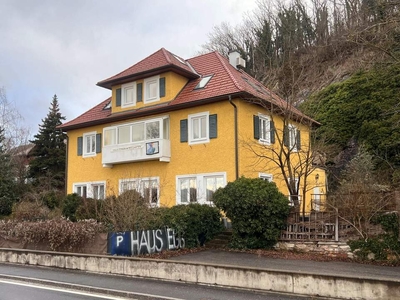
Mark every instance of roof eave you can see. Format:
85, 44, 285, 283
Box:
60, 92, 244, 132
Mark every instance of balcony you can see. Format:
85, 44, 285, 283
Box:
102, 139, 170, 167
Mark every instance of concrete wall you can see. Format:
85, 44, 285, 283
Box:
1, 248, 399, 300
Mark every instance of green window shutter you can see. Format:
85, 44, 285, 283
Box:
180, 119, 188, 142
116, 88, 121, 107
209, 114, 217, 139
96, 133, 102, 153
137, 83, 143, 102
253, 115, 260, 139
77, 136, 83, 156
160, 77, 166, 97
283, 125, 289, 147
296, 129, 301, 150
270, 121, 275, 144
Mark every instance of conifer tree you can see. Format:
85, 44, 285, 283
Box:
0, 126, 16, 215
29, 95, 66, 190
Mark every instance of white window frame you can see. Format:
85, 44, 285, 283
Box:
74, 184, 87, 198
144, 75, 160, 104
259, 173, 273, 182
258, 114, 272, 145
73, 181, 106, 200
83, 131, 96, 158
121, 82, 136, 108
288, 124, 299, 152
176, 172, 226, 205
288, 177, 300, 206
188, 111, 209, 145
119, 177, 160, 207
103, 116, 168, 147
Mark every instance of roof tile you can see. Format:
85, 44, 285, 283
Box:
60, 48, 316, 130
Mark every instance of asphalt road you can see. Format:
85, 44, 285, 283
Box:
0, 263, 332, 300
0, 281, 127, 300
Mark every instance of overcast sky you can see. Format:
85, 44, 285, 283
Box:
0, 0, 258, 138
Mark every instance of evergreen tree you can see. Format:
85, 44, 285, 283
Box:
0, 126, 17, 215
29, 95, 66, 190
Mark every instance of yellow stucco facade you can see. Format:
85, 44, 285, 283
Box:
64, 50, 326, 213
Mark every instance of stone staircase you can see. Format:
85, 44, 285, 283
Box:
205, 230, 232, 249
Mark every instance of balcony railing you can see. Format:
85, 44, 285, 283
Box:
102, 139, 170, 167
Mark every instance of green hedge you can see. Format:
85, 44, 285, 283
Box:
162, 204, 223, 248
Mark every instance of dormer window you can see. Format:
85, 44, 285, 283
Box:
121, 82, 136, 108
144, 75, 160, 103
195, 75, 213, 89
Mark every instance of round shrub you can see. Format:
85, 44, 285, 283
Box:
213, 177, 290, 249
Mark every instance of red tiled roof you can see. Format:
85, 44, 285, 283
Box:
60, 49, 317, 131
97, 48, 198, 89
60, 98, 112, 129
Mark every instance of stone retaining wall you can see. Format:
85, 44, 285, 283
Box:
275, 241, 353, 258
0, 248, 399, 300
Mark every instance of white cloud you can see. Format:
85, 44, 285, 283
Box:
0, 0, 258, 138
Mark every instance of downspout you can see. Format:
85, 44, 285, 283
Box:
229, 96, 239, 180
64, 135, 69, 196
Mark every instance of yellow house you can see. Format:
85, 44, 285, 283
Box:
60, 48, 326, 212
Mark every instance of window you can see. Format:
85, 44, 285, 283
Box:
119, 177, 159, 206
83, 132, 96, 157
103, 117, 168, 147
132, 123, 144, 142
78, 133, 101, 156
92, 184, 105, 200
188, 112, 209, 144
194, 75, 213, 89
253, 115, 274, 144
146, 121, 160, 139
259, 173, 273, 182
121, 82, 136, 107
75, 185, 87, 198
144, 75, 160, 103
288, 177, 300, 206
178, 177, 197, 203
104, 128, 116, 146
205, 175, 224, 203
177, 172, 226, 205
73, 182, 106, 200
285, 124, 301, 151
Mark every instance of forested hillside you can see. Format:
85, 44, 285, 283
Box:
202, 0, 400, 188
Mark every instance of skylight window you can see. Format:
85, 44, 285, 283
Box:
194, 75, 213, 89
103, 101, 111, 110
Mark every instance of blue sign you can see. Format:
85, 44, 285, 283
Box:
108, 228, 185, 256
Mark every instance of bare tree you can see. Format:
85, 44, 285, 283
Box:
328, 146, 394, 240
0, 87, 30, 150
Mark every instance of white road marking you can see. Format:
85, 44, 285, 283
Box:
0, 276, 185, 300
0, 279, 129, 299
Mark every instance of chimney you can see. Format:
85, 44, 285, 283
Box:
228, 50, 246, 69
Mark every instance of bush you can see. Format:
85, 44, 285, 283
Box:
348, 212, 400, 261
75, 198, 104, 221
103, 190, 154, 231
162, 203, 223, 248
0, 196, 15, 216
213, 177, 290, 249
0, 217, 105, 251
41, 190, 63, 209
11, 200, 50, 221
62, 193, 82, 221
